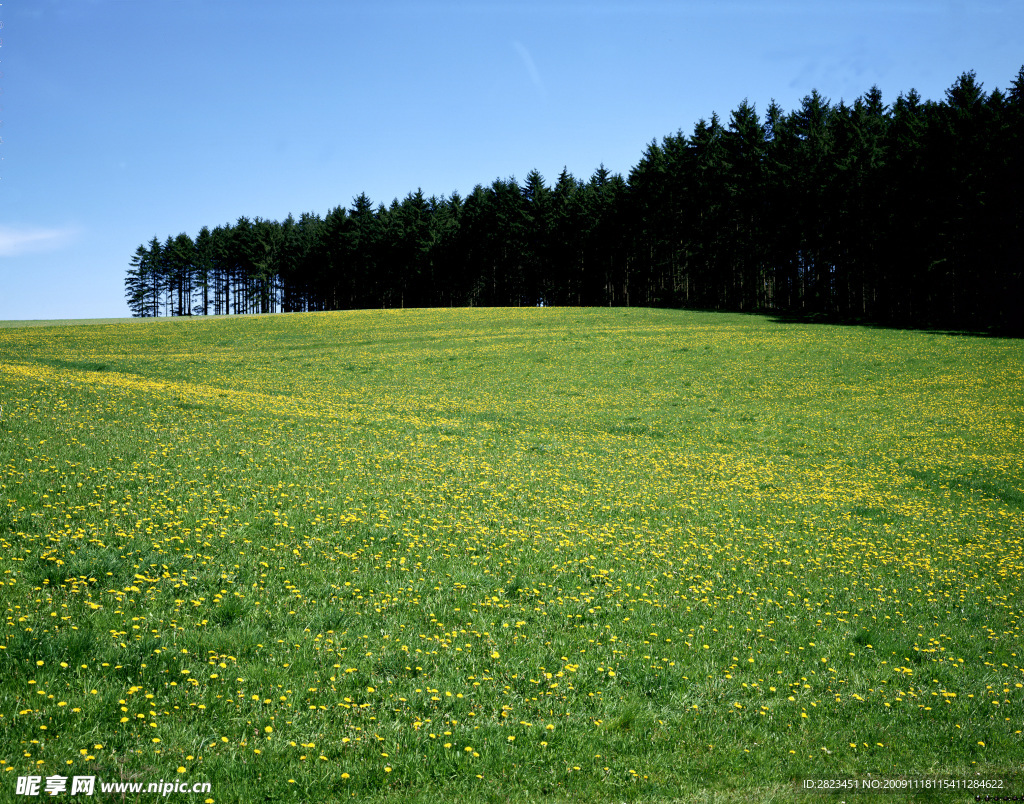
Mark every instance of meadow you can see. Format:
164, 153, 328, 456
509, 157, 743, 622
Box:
0, 307, 1021, 803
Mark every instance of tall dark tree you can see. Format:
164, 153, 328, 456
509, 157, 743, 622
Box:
521, 170, 552, 305
396, 189, 433, 307
626, 142, 667, 306
344, 193, 378, 308
1001, 67, 1024, 332
883, 89, 928, 324
208, 224, 235, 316
724, 99, 768, 311
828, 87, 888, 320
935, 71, 989, 325
792, 90, 836, 314
125, 243, 152, 317
165, 232, 196, 316
193, 226, 214, 316
427, 193, 464, 307
686, 114, 728, 308
548, 168, 585, 305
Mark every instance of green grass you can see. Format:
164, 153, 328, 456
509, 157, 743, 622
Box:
0, 307, 1022, 803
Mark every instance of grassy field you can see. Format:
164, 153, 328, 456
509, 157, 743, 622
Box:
0, 307, 1021, 803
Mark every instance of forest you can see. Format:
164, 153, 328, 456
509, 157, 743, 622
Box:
125, 67, 1023, 333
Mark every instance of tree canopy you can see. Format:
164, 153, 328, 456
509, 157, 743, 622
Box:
127, 67, 1024, 334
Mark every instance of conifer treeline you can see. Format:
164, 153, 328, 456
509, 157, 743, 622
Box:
126, 68, 1024, 332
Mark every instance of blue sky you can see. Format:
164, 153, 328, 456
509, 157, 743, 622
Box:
1, 0, 1021, 320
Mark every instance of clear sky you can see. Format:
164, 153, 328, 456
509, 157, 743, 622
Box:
1, 0, 1021, 320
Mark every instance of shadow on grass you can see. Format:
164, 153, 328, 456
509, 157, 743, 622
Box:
650, 302, 1022, 338
763, 308, 1023, 339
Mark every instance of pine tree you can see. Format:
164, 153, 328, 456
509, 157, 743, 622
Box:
397, 190, 432, 307
724, 99, 768, 310
345, 193, 377, 309
521, 169, 552, 306
165, 232, 196, 316
208, 225, 234, 315
939, 71, 988, 326
549, 168, 584, 305
791, 90, 835, 315
427, 193, 464, 307
687, 114, 728, 308
1001, 66, 1024, 332
277, 214, 302, 312
193, 226, 214, 315
626, 141, 668, 306
883, 89, 928, 324
124, 244, 150, 317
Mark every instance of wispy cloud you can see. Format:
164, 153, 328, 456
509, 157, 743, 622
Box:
0, 224, 82, 257
512, 40, 546, 98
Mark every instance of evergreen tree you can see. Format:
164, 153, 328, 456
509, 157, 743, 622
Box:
549, 168, 585, 305
277, 214, 302, 312
427, 193, 464, 307
791, 90, 836, 314
166, 232, 196, 316
252, 217, 282, 314
458, 184, 495, 306
346, 193, 377, 309
521, 169, 552, 305
1001, 66, 1024, 332
397, 189, 433, 307
124, 244, 151, 317
937, 71, 989, 326
883, 89, 928, 324
687, 115, 728, 308
208, 224, 235, 315
626, 141, 668, 306
724, 99, 768, 311
193, 226, 214, 315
